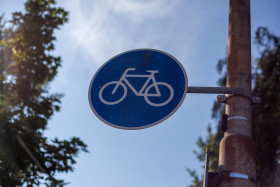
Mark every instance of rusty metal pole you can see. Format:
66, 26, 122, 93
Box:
218, 0, 256, 186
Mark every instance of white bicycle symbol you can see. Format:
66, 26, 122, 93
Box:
99, 68, 174, 107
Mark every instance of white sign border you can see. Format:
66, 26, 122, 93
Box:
88, 48, 188, 130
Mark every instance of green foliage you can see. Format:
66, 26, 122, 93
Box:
186, 125, 223, 187
187, 27, 280, 187
252, 27, 280, 187
186, 168, 203, 187
195, 125, 223, 172
0, 0, 88, 186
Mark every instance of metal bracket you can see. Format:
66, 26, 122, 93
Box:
203, 148, 256, 186
207, 170, 256, 186
217, 94, 261, 104
221, 170, 256, 185
185, 86, 261, 104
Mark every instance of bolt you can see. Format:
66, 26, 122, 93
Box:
217, 95, 227, 103
253, 96, 261, 104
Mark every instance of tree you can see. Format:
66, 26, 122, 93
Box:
0, 0, 88, 186
252, 27, 280, 187
187, 27, 280, 187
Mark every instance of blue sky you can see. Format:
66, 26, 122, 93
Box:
1, 0, 280, 186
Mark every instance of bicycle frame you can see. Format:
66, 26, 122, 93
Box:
112, 68, 161, 96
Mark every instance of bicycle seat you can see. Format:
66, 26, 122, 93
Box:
146, 70, 159, 73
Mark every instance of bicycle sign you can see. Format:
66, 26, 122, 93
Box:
89, 49, 188, 130
99, 68, 174, 107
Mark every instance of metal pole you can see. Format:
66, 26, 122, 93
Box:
218, 0, 256, 186
203, 148, 210, 187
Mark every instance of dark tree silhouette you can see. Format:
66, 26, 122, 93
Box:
0, 0, 87, 186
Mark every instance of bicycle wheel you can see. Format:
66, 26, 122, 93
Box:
99, 81, 127, 105
144, 82, 174, 107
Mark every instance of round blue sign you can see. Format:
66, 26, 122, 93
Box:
88, 49, 188, 130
